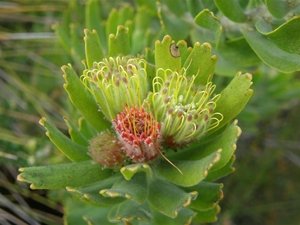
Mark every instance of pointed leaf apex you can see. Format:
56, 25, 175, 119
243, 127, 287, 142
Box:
39, 117, 46, 126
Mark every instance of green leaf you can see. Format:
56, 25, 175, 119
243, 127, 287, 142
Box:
132, 7, 153, 54
53, 6, 72, 52
215, 38, 260, 76
148, 179, 197, 218
18, 161, 111, 189
64, 198, 114, 225
158, 1, 191, 40
70, 23, 84, 63
78, 117, 97, 140
108, 25, 130, 56
39, 117, 89, 161
152, 208, 196, 225
177, 121, 240, 171
62, 64, 110, 131
85, 0, 102, 28
84, 29, 104, 68
205, 156, 235, 181
120, 163, 153, 181
177, 40, 191, 66
160, 0, 187, 16
155, 151, 221, 187
183, 41, 217, 85
193, 205, 221, 223
85, 0, 107, 51
106, 9, 119, 37
212, 72, 253, 132
155, 35, 181, 71
66, 176, 124, 206
242, 27, 300, 73
214, 0, 247, 22
265, 0, 290, 18
100, 173, 147, 204
187, 182, 223, 211
64, 117, 88, 146
192, 9, 222, 46
266, 17, 300, 55
118, 5, 134, 25
108, 200, 150, 223
135, 0, 157, 12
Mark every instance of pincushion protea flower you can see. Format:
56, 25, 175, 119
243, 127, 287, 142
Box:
113, 106, 161, 163
18, 32, 253, 225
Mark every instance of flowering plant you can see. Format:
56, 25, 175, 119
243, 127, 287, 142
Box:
18, 27, 253, 224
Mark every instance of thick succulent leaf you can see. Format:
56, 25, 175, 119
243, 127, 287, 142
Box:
118, 5, 134, 25
160, 0, 188, 16
186, 182, 223, 211
62, 64, 110, 130
215, 38, 260, 76
108, 200, 150, 223
214, 0, 247, 22
53, 14, 71, 51
132, 7, 153, 54
212, 72, 253, 132
85, 0, 102, 33
193, 205, 221, 223
106, 9, 119, 37
66, 176, 124, 206
183, 41, 217, 85
100, 173, 148, 204
39, 117, 89, 161
148, 178, 197, 218
84, 29, 104, 68
265, 0, 290, 18
177, 40, 191, 66
205, 156, 236, 181
120, 163, 153, 181
155, 35, 181, 71
70, 24, 84, 63
108, 25, 131, 56
192, 9, 222, 46
135, 0, 156, 12
64, 117, 88, 146
152, 208, 195, 225
155, 151, 221, 187
265, 17, 300, 55
85, 0, 106, 51
208, 121, 240, 171
157, 2, 191, 40
177, 121, 240, 171
242, 21, 300, 72
78, 117, 97, 140
17, 161, 111, 189
64, 198, 114, 225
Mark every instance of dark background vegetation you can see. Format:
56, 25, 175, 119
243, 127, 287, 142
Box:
1, 1, 299, 225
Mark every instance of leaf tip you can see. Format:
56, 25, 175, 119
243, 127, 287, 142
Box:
30, 184, 38, 190
39, 117, 46, 126
16, 173, 25, 182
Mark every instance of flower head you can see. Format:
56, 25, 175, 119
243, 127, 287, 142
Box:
113, 106, 161, 163
82, 57, 148, 121
145, 69, 223, 147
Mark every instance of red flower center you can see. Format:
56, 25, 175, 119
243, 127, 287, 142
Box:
113, 107, 161, 162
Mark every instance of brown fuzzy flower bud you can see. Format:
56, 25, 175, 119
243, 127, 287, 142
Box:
89, 131, 125, 168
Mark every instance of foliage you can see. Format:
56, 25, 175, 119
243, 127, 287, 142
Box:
1, 0, 300, 225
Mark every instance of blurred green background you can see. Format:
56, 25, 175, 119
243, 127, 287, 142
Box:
1, 0, 299, 225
